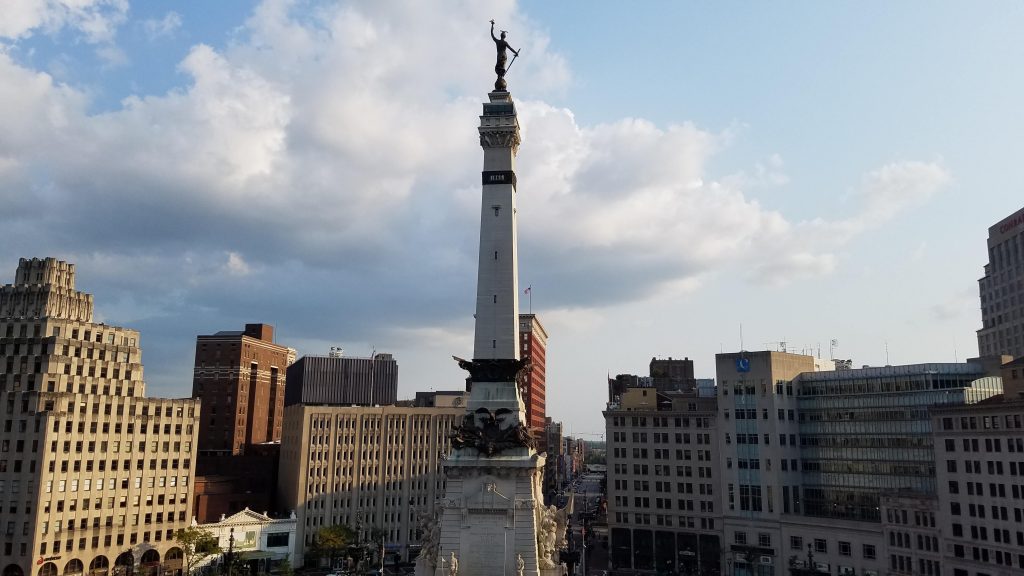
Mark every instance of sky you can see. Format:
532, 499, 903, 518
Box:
1, 0, 1023, 437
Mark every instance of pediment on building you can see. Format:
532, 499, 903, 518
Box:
222, 508, 272, 524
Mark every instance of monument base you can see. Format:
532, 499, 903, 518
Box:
434, 451, 546, 576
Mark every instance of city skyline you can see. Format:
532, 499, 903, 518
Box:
2, 1, 1023, 435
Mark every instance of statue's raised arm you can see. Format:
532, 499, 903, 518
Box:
489, 19, 519, 91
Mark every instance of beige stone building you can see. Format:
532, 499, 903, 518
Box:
277, 402, 464, 566
0, 258, 200, 576
878, 491, 942, 576
933, 390, 1024, 576
604, 387, 722, 574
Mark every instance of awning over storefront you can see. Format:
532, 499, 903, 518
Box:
238, 552, 276, 561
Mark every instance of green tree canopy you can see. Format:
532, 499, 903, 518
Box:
312, 525, 357, 567
174, 527, 220, 576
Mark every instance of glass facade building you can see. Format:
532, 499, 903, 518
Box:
795, 366, 1002, 522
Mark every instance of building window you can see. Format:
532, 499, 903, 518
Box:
734, 532, 747, 545
266, 532, 290, 547
790, 536, 803, 550
814, 539, 827, 553
758, 533, 771, 548
863, 544, 876, 560
838, 541, 851, 556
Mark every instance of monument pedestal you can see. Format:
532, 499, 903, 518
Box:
434, 450, 545, 576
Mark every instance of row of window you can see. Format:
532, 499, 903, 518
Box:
945, 436, 1024, 453
613, 512, 716, 530
39, 528, 175, 556
941, 413, 1024, 431
609, 415, 711, 428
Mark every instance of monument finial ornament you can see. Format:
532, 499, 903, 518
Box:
490, 19, 519, 91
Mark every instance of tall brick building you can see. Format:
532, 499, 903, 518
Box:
192, 324, 289, 456
519, 313, 548, 433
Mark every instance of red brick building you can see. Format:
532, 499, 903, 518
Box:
192, 446, 280, 523
519, 314, 548, 434
192, 323, 290, 455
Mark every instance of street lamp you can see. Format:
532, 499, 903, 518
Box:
222, 528, 235, 576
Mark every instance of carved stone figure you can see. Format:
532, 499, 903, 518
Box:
452, 356, 530, 383
447, 552, 458, 576
415, 509, 440, 568
489, 20, 519, 91
449, 407, 536, 455
516, 553, 525, 576
553, 504, 570, 552
536, 505, 558, 568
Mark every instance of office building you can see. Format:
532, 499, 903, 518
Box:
192, 324, 289, 456
605, 386, 722, 574
519, 313, 548, 433
543, 417, 564, 500
0, 257, 200, 576
715, 350, 1002, 576
284, 353, 397, 407
878, 491, 942, 576
191, 442, 280, 524
411, 391, 465, 408
277, 402, 464, 566
650, 357, 696, 393
977, 205, 1024, 358
933, 364, 1024, 576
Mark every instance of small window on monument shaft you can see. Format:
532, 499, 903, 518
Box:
494, 251, 499, 260
493, 295, 498, 303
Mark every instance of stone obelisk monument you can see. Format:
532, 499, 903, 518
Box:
415, 22, 566, 576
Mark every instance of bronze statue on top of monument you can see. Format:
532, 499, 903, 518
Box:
490, 20, 519, 91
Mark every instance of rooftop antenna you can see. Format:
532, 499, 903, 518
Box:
739, 324, 744, 351
885, 341, 890, 365
830, 339, 838, 360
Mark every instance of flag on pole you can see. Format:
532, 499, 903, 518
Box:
524, 285, 532, 295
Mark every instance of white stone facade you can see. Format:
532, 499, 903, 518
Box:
192, 509, 297, 571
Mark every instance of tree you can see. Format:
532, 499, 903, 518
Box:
174, 527, 220, 576
274, 556, 294, 576
312, 525, 357, 569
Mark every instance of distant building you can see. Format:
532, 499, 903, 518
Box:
412, 390, 466, 408
543, 417, 564, 500
520, 314, 548, 433
0, 257, 200, 576
284, 353, 397, 406
932, 364, 1024, 575
191, 509, 299, 572
878, 491, 941, 576
604, 386, 722, 574
650, 356, 696, 393
192, 323, 290, 456
608, 373, 647, 404
277, 403, 462, 566
192, 443, 281, 523
977, 204, 1024, 358
715, 350, 1001, 576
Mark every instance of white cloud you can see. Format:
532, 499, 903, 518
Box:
224, 252, 252, 277
142, 11, 181, 40
0, 0, 128, 43
0, 0, 952, 396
